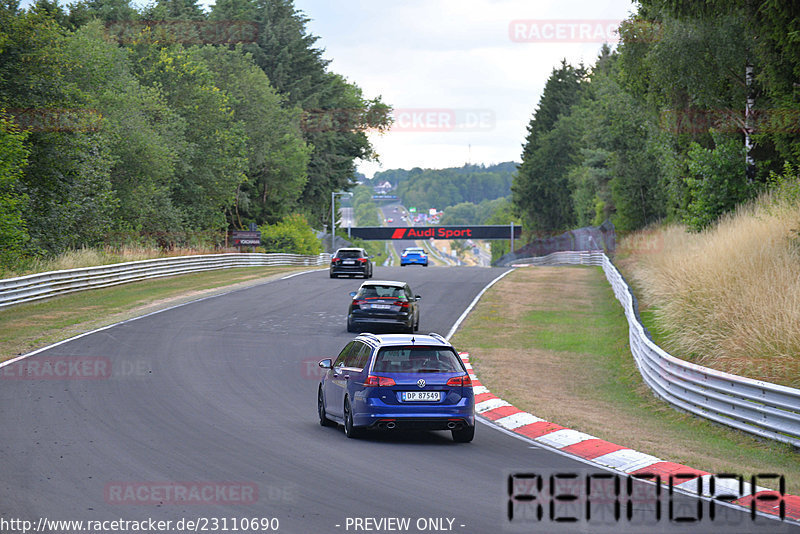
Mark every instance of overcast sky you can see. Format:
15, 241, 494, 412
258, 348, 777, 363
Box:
290, 0, 637, 177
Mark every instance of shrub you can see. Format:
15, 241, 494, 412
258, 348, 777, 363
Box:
259, 214, 322, 255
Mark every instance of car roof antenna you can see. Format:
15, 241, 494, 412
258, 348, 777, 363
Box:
411, 336, 415, 344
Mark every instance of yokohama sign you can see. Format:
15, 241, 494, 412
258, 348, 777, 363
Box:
349, 225, 521, 240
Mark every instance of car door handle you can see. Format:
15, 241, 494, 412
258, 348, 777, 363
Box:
344, 374, 350, 380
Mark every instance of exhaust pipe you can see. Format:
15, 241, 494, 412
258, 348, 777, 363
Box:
447, 421, 457, 429
386, 421, 396, 430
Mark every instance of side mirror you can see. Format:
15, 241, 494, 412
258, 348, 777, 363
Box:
415, 295, 422, 300
318, 359, 333, 369
349, 291, 357, 297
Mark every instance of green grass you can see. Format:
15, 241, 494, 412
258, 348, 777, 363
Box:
0, 265, 309, 361
451, 266, 800, 494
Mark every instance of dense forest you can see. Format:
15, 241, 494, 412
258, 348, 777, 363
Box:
370, 162, 516, 213
512, 1, 800, 236
3, 0, 798, 271
0, 0, 390, 269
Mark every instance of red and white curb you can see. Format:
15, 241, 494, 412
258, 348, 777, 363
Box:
460, 352, 800, 522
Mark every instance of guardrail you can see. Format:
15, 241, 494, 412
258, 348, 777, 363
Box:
0, 253, 331, 309
511, 250, 800, 448
511, 250, 604, 267
424, 241, 459, 266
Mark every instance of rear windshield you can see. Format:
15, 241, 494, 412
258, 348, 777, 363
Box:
372, 346, 464, 373
358, 285, 405, 298
337, 250, 363, 259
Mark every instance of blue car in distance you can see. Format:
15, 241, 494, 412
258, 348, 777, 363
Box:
317, 333, 475, 442
400, 247, 428, 266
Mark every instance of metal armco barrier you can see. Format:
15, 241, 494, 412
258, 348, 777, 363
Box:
0, 253, 331, 309
512, 250, 800, 448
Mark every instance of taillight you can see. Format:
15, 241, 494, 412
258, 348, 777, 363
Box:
331, 258, 338, 264
364, 375, 396, 387
357, 257, 367, 263
446, 375, 472, 387
352, 299, 366, 309
396, 299, 409, 308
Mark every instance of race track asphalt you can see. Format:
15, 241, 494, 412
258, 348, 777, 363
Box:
1, 266, 795, 533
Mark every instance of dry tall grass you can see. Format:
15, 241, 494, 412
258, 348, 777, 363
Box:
619, 191, 800, 387
5, 244, 226, 278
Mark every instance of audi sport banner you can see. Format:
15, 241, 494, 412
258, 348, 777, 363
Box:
349, 225, 521, 240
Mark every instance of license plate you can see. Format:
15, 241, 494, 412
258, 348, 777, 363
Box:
342, 260, 355, 265
370, 304, 391, 309
401, 391, 441, 402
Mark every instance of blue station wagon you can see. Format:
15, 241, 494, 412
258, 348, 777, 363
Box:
317, 333, 475, 442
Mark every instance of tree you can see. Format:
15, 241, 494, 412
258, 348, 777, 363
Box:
569, 148, 612, 227
195, 45, 310, 227
0, 7, 118, 253
394, 163, 515, 212
259, 212, 321, 254
683, 132, 751, 231
65, 0, 139, 27
0, 0, 388, 264
484, 198, 520, 262
636, 0, 800, 164
439, 202, 478, 225
62, 21, 186, 239
209, 0, 391, 226
513, 61, 586, 234
591, 60, 665, 231
131, 41, 248, 230
0, 111, 30, 268
141, 0, 205, 21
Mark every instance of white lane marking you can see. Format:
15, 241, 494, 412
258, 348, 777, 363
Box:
445, 268, 515, 340
281, 268, 326, 280
1, 268, 325, 369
